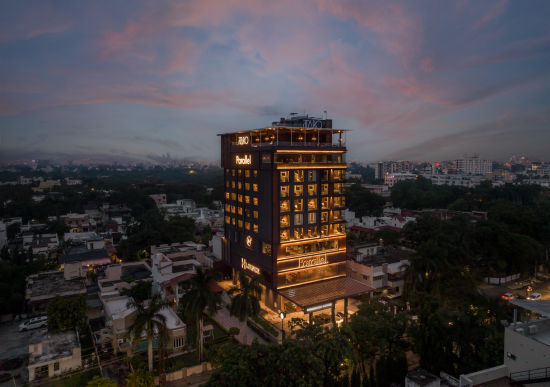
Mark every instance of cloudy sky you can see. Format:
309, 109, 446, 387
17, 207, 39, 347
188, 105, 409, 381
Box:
1, 0, 549, 163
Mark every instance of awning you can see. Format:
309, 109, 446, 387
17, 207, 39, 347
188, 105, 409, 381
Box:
509, 300, 550, 318
278, 277, 374, 311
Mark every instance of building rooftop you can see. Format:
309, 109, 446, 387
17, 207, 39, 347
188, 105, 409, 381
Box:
406, 368, 439, 386
59, 248, 110, 264
29, 330, 80, 365
507, 318, 550, 347
26, 271, 86, 301
121, 263, 151, 281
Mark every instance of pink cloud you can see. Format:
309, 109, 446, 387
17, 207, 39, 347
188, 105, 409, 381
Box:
473, 0, 508, 29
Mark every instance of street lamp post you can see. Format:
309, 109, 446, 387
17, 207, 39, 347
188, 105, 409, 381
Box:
279, 311, 286, 340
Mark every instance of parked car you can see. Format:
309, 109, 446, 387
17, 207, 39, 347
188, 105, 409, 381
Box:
18, 316, 47, 332
501, 292, 514, 300
527, 292, 541, 301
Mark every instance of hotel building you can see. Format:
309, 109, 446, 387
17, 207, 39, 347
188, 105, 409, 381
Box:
220, 115, 372, 321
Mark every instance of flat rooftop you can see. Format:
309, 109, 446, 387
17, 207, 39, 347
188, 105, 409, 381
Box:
27, 271, 86, 301
29, 330, 80, 365
508, 318, 550, 347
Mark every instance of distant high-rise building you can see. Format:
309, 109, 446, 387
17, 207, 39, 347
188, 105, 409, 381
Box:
374, 160, 411, 180
454, 155, 492, 175
219, 114, 372, 320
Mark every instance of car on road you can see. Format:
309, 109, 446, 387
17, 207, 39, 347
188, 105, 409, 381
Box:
527, 292, 541, 301
501, 292, 514, 300
18, 316, 47, 332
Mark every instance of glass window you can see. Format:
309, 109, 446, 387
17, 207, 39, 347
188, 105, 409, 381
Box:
321, 184, 329, 195
333, 210, 341, 221
294, 228, 305, 240
232, 218, 236, 226
245, 222, 250, 230
245, 195, 250, 204
225, 192, 230, 200
253, 170, 258, 178
238, 169, 242, 176
238, 194, 243, 203
280, 186, 289, 198
245, 182, 250, 190
308, 184, 317, 196
231, 192, 236, 200
254, 224, 258, 233
294, 170, 304, 183
253, 184, 258, 192
232, 169, 236, 177
294, 185, 303, 197
333, 169, 344, 181
308, 226, 318, 238
232, 181, 236, 189
245, 170, 250, 178
230, 205, 235, 214
321, 225, 329, 236
308, 170, 316, 182
253, 210, 259, 219
334, 183, 343, 194
245, 208, 251, 218
238, 207, 243, 215
225, 204, 230, 212
294, 213, 303, 225
238, 219, 243, 228
308, 212, 316, 224
308, 199, 317, 210
225, 216, 230, 224
280, 171, 289, 183
225, 180, 230, 188
253, 197, 259, 206
280, 215, 290, 228
334, 196, 342, 208
280, 200, 290, 212
280, 229, 289, 241
321, 169, 329, 181
262, 242, 272, 255
238, 181, 242, 189
321, 197, 329, 209
321, 212, 329, 222
294, 199, 303, 211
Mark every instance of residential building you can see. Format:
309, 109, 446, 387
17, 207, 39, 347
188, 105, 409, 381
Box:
423, 174, 486, 188
454, 155, 492, 175
374, 160, 412, 180
149, 194, 167, 206
361, 183, 390, 197
219, 114, 372, 321
384, 172, 417, 188
59, 247, 112, 269
61, 213, 96, 232
28, 330, 81, 382
25, 270, 86, 313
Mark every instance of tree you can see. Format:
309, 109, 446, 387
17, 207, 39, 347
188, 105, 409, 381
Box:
126, 369, 155, 387
86, 376, 117, 387
229, 272, 262, 322
47, 295, 87, 333
126, 294, 170, 373
121, 280, 152, 303
179, 266, 221, 362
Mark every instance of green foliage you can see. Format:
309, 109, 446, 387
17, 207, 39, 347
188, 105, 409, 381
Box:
86, 376, 117, 387
346, 183, 385, 217
120, 280, 152, 303
391, 177, 467, 210
229, 273, 263, 322
126, 369, 155, 387
47, 295, 87, 333
130, 354, 147, 371
228, 327, 240, 338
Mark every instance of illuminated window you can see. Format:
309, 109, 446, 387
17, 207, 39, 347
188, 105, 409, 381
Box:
253, 184, 258, 192
280, 215, 290, 228
308, 199, 317, 210
225, 216, 230, 224
232, 169, 236, 177
321, 197, 329, 209
245, 222, 250, 230
333, 170, 343, 181
231, 193, 236, 200
321, 184, 329, 195
230, 205, 235, 214
294, 199, 303, 211
308, 226, 318, 238
280, 200, 290, 212
238, 194, 243, 203
308, 170, 316, 182
308, 212, 316, 224
238, 220, 243, 228
253, 197, 259, 206
294, 185, 303, 197
280, 171, 289, 183
262, 242, 272, 255
280, 186, 289, 198
333, 210, 341, 221
225, 192, 230, 200
245, 195, 250, 204
253, 210, 258, 219
334, 196, 344, 208
245, 170, 250, 178
294, 213, 303, 225
238, 181, 242, 189
321, 212, 329, 222
232, 218, 236, 226
225, 204, 230, 212
245, 182, 250, 191
321, 225, 329, 236
253, 170, 258, 178
280, 230, 289, 241
245, 208, 251, 218
334, 183, 343, 194
335, 223, 345, 234
253, 224, 258, 233
231, 181, 236, 189
294, 170, 304, 183
321, 170, 329, 181
308, 184, 317, 196
238, 169, 242, 176
236, 207, 242, 216
225, 169, 230, 174
294, 228, 304, 240
225, 181, 230, 188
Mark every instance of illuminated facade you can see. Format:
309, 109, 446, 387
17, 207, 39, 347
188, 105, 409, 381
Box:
220, 115, 371, 315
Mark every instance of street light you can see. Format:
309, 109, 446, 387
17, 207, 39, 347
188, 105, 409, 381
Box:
279, 311, 286, 340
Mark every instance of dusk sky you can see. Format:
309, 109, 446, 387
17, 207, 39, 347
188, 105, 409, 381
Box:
1, 0, 549, 164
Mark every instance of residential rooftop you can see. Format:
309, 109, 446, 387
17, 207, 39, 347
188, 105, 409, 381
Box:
26, 271, 86, 301
29, 330, 80, 366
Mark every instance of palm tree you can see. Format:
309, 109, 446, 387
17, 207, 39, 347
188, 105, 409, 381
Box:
179, 266, 221, 362
127, 294, 170, 373
229, 272, 263, 322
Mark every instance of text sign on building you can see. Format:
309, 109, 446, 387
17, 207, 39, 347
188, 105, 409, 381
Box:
236, 136, 249, 145
241, 258, 260, 275
235, 154, 252, 165
303, 119, 324, 128
305, 302, 332, 313
298, 255, 327, 269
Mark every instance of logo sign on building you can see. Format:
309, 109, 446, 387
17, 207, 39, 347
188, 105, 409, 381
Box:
241, 258, 260, 275
235, 154, 252, 165
305, 302, 332, 313
302, 119, 324, 128
236, 136, 250, 145
298, 255, 328, 269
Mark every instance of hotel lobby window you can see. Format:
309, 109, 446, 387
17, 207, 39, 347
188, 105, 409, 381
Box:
308, 198, 317, 210
280, 185, 289, 198
321, 184, 329, 195
308, 212, 316, 224
308, 184, 317, 196
280, 171, 289, 183
280, 200, 290, 212
294, 213, 303, 226
294, 185, 303, 197
280, 215, 290, 228
294, 170, 304, 183
294, 199, 303, 211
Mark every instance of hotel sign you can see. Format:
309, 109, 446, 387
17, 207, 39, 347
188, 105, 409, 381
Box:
298, 255, 327, 269
241, 258, 260, 275
235, 154, 252, 165
236, 135, 249, 145
305, 302, 332, 313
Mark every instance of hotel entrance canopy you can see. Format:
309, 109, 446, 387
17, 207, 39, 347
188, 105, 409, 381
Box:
279, 277, 374, 312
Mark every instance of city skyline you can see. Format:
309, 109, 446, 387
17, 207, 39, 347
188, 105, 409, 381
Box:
1, 1, 550, 163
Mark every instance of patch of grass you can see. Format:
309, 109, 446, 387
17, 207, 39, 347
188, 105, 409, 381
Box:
166, 351, 200, 372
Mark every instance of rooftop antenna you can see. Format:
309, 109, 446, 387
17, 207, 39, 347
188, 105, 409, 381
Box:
324, 110, 327, 119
